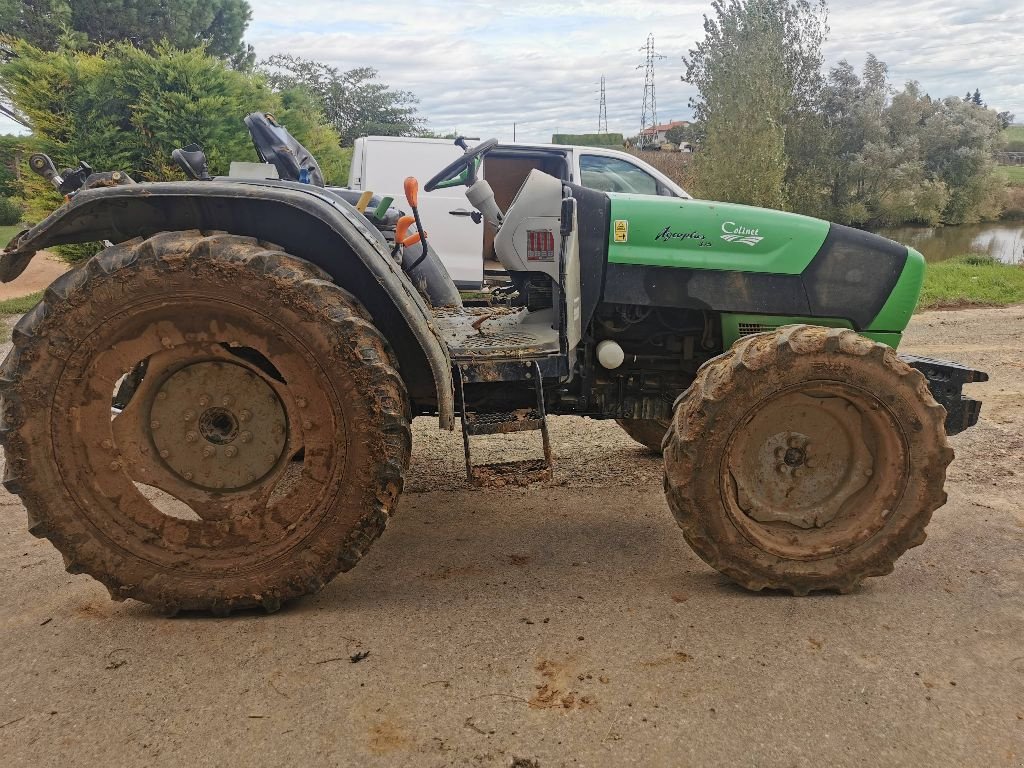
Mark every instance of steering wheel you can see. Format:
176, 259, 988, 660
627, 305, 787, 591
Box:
424, 138, 499, 192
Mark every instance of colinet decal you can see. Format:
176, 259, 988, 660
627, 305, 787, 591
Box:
654, 226, 712, 248
613, 219, 629, 243
720, 221, 764, 246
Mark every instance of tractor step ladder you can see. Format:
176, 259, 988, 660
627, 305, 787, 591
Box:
457, 361, 553, 487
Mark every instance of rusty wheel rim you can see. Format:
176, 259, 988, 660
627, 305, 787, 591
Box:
53, 295, 347, 574
720, 381, 909, 561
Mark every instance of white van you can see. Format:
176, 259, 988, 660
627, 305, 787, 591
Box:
349, 136, 691, 287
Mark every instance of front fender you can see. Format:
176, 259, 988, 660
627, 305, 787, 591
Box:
1, 180, 455, 427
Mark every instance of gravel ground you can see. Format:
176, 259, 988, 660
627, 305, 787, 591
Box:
1, 307, 1022, 767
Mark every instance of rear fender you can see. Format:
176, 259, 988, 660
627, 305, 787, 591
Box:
0, 180, 455, 427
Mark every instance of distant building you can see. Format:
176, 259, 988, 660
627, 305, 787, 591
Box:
639, 120, 691, 146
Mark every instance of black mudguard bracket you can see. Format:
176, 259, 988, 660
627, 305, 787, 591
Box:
899, 354, 989, 435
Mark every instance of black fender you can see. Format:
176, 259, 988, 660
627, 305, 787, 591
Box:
0, 180, 455, 427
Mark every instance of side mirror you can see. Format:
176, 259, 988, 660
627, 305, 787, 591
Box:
171, 144, 211, 181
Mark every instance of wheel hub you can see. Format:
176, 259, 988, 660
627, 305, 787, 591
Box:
728, 392, 874, 530
150, 361, 288, 491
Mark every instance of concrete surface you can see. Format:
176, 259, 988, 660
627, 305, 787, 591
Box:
1, 307, 1022, 767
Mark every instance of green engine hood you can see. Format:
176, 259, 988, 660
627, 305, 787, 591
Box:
607, 194, 830, 274
602, 193, 924, 334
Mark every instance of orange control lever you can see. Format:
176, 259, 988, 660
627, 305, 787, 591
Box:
395, 215, 415, 243
404, 176, 419, 208
401, 231, 422, 248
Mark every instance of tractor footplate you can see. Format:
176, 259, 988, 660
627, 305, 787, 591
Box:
457, 362, 553, 487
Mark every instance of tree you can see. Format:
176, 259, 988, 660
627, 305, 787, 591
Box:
0, 40, 346, 247
665, 122, 696, 146
817, 59, 1004, 226
0, 0, 253, 65
996, 110, 1014, 130
683, 0, 828, 209
0, 1, 70, 52
262, 55, 423, 146
971, 88, 983, 106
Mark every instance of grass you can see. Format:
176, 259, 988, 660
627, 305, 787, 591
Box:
0, 291, 42, 316
997, 165, 1024, 186
1, 224, 24, 248
919, 255, 1024, 310
1004, 124, 1024, 145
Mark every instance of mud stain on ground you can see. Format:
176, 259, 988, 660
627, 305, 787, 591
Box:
367, 719, 410, 755
419, 564, 480, 581
640, 651, 692, 668
528, 657, 598, 711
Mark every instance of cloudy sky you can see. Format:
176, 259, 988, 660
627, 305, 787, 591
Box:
2, 0, 1021, 140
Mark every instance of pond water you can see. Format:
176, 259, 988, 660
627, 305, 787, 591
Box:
874, 222, 1024, 264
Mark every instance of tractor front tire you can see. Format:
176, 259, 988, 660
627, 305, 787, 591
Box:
663, 325, 952, 595
0, 231, 411, 614
616, 418, 670, 453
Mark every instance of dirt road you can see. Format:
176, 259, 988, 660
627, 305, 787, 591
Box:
0, 252, 68, 301
1, 307, 1021, 767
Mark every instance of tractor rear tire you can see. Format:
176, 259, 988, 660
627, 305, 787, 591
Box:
0, 231, 411, 614
616, 418, 670, 453
663, 325, 952, 595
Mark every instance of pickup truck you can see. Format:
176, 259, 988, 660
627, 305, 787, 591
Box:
348, 136, 691, 287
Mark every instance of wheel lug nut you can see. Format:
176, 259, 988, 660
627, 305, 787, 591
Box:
150, 420, 161, 430
160, 336, 173, 349
183, 410, 195, 422
109, 460, 121, 471
159, 449, 170, 459
303, 420, 314, 430
157, 391, 168, 401
296, 397, 307, 409
240, 431, 252, 443
222, 395, 234, 407
183, 472, 193, 481
101, 439, 113, 450
864, 468, 874, 477
198, 395, 210, 407
202, 446, 215, 458
239, 410, 252, 422
224, 446, 238, 458
186, 431, 198, 443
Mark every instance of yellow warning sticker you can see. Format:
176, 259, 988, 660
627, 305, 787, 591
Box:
613, 219, 629, 243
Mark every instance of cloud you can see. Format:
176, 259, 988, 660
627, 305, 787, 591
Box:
245, 0, 1023, 142
2, 1, 1019, 140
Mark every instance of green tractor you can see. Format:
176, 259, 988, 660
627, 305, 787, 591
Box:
0, 122, 986, 614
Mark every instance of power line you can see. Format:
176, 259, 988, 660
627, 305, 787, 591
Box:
598, 75, 608, 134
637, 34, 665, 150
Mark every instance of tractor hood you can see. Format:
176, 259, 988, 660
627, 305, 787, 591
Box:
602, 194, 925, 333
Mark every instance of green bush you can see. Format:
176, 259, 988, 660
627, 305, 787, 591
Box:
551, 133, 625, 147
0, 134, 22, 199
54, 242, 103, 263
0, 196, 22, 226
0, 40, 347, 235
